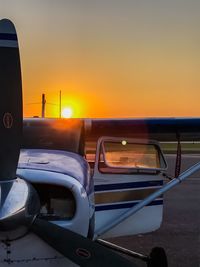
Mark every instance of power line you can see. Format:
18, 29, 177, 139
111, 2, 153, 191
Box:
46, 102, 59, 106
25, 102, 41, 105
25, 91, 62, 118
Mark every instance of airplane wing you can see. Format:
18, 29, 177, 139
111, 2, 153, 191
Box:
85, 117, 200, 141
22, 117, 200, 153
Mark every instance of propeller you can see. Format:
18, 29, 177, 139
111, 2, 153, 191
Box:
32, 218, 136, 267
0, 18, 138, 266
0, 18, 40, 240
0, 18, 22, 180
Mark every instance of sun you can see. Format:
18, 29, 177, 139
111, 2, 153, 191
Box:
61, 107, 73, 118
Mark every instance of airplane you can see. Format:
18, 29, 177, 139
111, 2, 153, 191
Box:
0, 18, 200, 267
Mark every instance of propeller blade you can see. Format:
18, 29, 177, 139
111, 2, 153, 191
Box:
32, 218, 137, 267
0, 19, 22, 181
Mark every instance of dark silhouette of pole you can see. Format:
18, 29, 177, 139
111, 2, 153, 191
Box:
59, 90, 62, 118
41, 93, 46, 118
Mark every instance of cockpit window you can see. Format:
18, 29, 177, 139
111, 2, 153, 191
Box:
98, 139, 167, 174
103, 141, 160, 169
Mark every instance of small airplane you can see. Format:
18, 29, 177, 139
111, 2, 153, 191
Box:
0, 18, 200, 267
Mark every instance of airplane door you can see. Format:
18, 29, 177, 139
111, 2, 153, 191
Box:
92, 137, 167, 239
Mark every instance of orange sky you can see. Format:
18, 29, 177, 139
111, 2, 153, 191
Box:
1, 1, 200, 118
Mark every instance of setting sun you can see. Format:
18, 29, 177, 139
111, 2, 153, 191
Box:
61, 107, 73, 118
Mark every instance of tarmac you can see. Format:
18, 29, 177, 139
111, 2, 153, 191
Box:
109, 154, 200, 267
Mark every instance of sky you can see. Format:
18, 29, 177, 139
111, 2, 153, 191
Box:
0, 0, 200, 118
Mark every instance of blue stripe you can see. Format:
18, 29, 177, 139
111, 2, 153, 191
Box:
95, 199, 163, 211
95, 180, 163, 192
0, 33, 17, 41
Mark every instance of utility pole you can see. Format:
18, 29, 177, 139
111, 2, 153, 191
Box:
41, 93, 46, 118
59, 90, 62, 118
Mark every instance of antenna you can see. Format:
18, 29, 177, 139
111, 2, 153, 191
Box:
41, 93, 46, 118
59, 90, 62, 118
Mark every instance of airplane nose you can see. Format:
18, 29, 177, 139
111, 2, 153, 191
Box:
0, 178, 40, 240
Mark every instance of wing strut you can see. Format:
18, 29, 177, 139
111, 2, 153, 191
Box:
175, 134, 182, 178
94, 161, 200, 239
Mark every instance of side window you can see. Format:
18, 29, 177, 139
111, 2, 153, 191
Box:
97, 138, 167, 174
103, 141, 160, 168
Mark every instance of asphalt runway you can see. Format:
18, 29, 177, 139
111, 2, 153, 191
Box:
108, 155, 200, 267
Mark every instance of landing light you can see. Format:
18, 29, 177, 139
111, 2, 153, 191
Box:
122, 140, 127, 146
